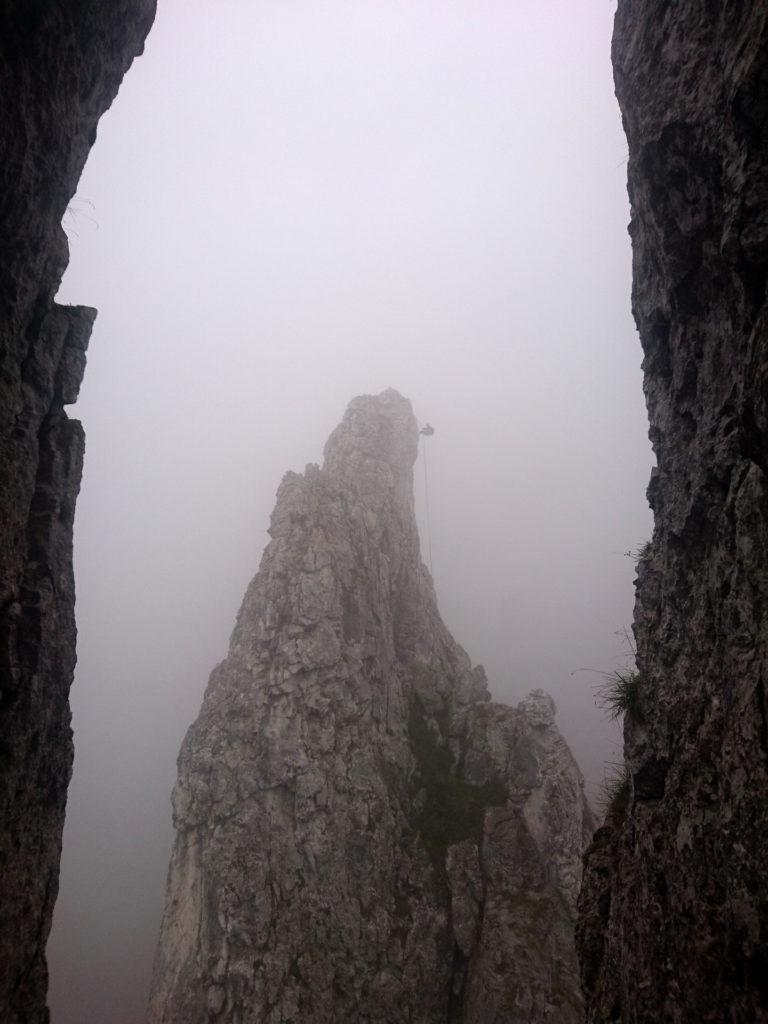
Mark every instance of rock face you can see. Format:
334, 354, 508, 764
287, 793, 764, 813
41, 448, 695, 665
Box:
577, 5, 768, 1022
150, 389, 593, 1024
0, 5, 155, 1021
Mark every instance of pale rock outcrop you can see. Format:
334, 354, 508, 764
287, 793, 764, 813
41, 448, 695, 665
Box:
150, 389, 593, 1023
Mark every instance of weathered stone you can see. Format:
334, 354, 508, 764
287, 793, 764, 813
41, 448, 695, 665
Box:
577, 5, 768, 1021
0, 5, 155, 1021
149, 389, 593, 1024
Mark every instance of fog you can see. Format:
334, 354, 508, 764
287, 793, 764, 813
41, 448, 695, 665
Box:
47, 2, 652, 1021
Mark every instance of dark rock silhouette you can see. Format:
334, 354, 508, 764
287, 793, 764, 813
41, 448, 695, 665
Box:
0, 5, 155, 1020
577, 4, 768, 1021
150, 390, 593, 1024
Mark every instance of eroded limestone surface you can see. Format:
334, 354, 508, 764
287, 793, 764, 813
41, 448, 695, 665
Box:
150, 390, 593, 1023
577, 5, 768, 1021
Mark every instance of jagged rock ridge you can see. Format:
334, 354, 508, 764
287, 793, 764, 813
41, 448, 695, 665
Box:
577, 4, 768, 1021
0, 5, 155, 1021
149, 389, 593, 1024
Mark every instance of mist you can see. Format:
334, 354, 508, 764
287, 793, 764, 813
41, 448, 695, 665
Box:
47, 2, 652, 1021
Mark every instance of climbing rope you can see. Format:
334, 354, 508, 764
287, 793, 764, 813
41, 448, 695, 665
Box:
421, 429, 434, 576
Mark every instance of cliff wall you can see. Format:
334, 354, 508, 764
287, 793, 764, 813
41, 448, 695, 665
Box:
150, 390, 594, 1024
577, 5, 768, 1021
0, 5, 155, 1020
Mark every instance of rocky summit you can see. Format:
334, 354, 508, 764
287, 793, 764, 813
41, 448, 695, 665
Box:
148, 389, 593, 1024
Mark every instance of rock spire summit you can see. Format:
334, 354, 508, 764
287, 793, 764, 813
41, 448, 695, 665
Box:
149, 390, 592, 1024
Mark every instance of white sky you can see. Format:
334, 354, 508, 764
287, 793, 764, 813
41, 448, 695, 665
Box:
48, 3, 652, 1021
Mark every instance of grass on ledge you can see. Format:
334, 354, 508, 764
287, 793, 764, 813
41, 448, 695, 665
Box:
595, 668, 641, 720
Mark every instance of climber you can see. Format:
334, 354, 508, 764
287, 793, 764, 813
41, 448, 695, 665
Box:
420, 423, 435, 436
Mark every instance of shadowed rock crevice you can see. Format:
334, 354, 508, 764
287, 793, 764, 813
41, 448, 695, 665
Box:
149, 389, 593, 1024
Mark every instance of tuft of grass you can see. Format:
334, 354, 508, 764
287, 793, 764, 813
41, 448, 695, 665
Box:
595, 668, 641, 720
573, 625, 642, 721
598, 761, 631, 817
624, 540, 652, 563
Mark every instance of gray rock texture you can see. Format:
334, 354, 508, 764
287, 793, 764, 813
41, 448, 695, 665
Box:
577, 4, 768, 1022
0, 4, 155, 1021
149, 390, 593, 1024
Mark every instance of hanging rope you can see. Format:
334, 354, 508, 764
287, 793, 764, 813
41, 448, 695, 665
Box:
421, 430, 434, 576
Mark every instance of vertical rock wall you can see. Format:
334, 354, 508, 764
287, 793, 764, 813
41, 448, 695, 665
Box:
0, 4, 155, 1020
577, 5, 768, 1021
149, 390, 594, 1024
